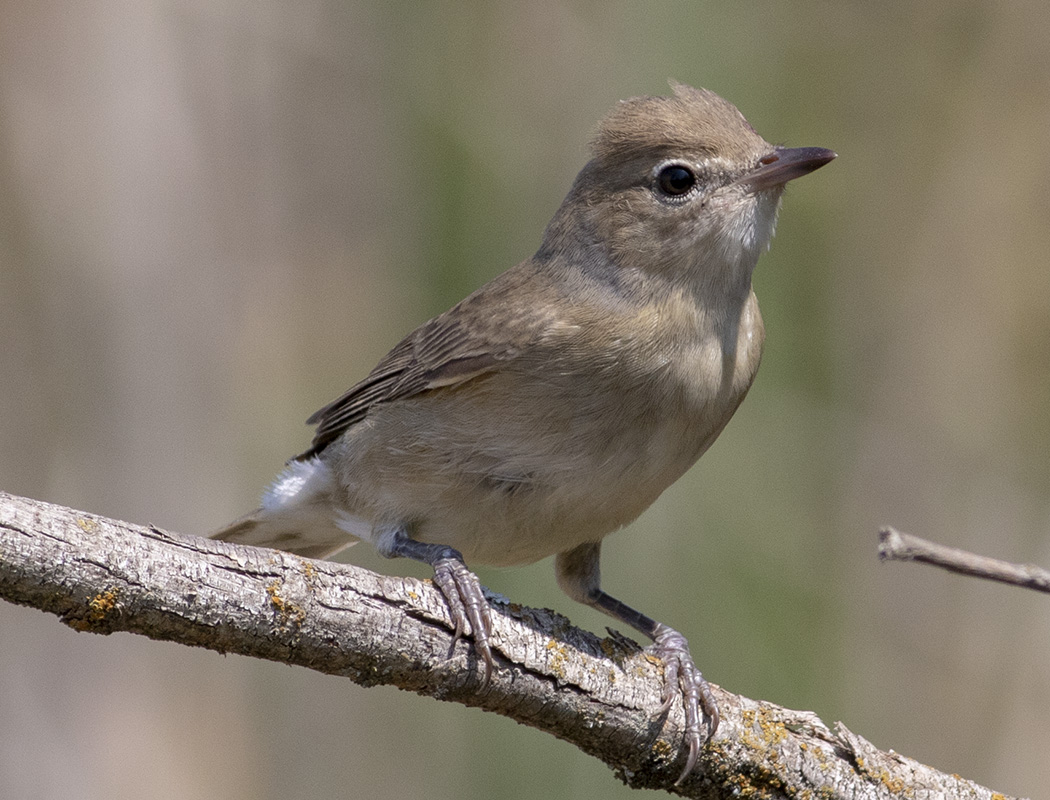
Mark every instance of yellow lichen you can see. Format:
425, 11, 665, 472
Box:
546, 640, 570, 679
75, 517, 99, 533
755, 708, 788, 747
649, 737, 674, 761
851, 753, 912, 795
88, 588, 119, 621
66, 588, 121, 632
299, 559, 319, 584
874, 769, 906, 794
266, 579, 305, 627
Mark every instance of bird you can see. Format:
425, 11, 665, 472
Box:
212, 81, 835, 784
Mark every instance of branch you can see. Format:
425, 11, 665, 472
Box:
879, 527, 1050, 594
0, 491, 1019, 799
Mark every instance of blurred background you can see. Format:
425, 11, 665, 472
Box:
2, 1, 1048, 798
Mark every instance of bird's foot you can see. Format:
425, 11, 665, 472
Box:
431, 556, 494, 686
649, 623, 719, 785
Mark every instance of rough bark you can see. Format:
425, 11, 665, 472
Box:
0, 490, 1021, 799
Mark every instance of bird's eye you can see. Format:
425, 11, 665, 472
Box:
655, 163, 697, 198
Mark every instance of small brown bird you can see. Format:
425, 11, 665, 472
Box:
213, 82, 834, 784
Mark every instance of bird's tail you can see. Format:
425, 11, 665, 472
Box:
209, 457, 359, 560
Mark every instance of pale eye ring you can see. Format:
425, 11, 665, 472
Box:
653, 161, 699, 201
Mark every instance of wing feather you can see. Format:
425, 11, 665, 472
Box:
295, 269, 554, 460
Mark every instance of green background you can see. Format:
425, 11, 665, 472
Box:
2, 2, 1048, 798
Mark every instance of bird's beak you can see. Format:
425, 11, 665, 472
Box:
736, 146, 837, 192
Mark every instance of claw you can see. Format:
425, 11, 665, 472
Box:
432, 557, 494, 686
649, 624, 718, 785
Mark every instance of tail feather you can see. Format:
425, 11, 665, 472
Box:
210, 508, 355, 559
210, 509, 265, 542
209, 457, 360, 560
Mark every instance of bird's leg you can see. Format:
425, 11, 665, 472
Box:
378, 526, 494, 685
556, 543, 717, 785
592, 593, 718, 783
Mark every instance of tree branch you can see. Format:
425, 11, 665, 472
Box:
0, 491, 1020, 799
879, 526, 1050, 595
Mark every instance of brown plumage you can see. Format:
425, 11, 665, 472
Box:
212, 82, 834, 785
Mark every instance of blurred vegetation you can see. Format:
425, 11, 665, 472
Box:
2, 2, 1048, 798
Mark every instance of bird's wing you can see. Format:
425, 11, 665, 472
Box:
296, 271, 557, 460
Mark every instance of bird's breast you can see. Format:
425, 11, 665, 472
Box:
334, 288, 765, 566
618, 289, 765, 486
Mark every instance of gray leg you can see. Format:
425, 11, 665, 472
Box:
556, 542, 717, 785
378, 526, 494, 686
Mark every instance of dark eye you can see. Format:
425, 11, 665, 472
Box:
656, 164, 697, 197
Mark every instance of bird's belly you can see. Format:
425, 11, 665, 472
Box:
337, 312, 762, 568
409, 379, 748, 567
